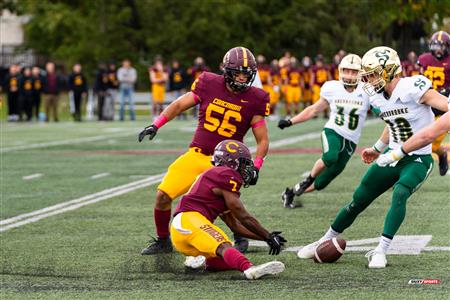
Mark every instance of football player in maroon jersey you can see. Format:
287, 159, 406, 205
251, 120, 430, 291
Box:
418, 30, 450, 176
172, 140, 286, 279
138, 47, 270, 255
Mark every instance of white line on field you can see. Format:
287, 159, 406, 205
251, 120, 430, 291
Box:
0, 131, 136, 153
22, 173, 43, 180
90, 172, 110, 179
0, 119, 381, 232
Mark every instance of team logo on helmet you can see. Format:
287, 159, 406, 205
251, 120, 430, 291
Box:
212, 140, 254, 187
360, 46, 402, 96
429, 30, 450, 60
338, 54, 362, 86
222, 47, 257, 93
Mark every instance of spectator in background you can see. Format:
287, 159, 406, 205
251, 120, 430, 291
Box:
117, 59, 137, 121
149, 56, 168, 118
402, 51, 420, 77
68, 63, 88, 122
5, 64, 21, 122
188, 57, 209, 117
168, 59, 188, 119
43, 62, 64, 122
19, 67, 34, 121
103, 63, 119, 121
94, 63, 109, 120
32, 66, 44, 121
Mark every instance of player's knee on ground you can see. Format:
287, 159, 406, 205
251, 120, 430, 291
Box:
155, 190, 172, 210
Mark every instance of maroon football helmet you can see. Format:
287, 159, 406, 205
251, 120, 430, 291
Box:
429, 30, 450, 60
212, 139, 254, 186
222, 47, 257, 92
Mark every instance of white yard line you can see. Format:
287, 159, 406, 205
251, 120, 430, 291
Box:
1, 120, 381, 232
22, 173, 44, 180
1, 133, 131, 153
90, 172, 110, 179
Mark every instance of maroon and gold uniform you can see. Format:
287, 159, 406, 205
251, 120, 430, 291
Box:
189, 66, 209, 82
280, 66, 289, 98
311, 65, 330, 103
402, 60, 421, 77
270, 69, 281, 105
286, 68, 302, 103
171, 166, 242, 257
418, 52, 450, 153
150, 67, 168, 104
158, 72, 269, 199
329, 63, 340, 81
301, 66, 312, 103
258, 65, 271, 93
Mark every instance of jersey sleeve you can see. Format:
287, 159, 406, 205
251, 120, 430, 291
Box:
191, 72, 208, 101
216, 169, 242, 194
253, 90, 270, 117
319, 81, 334, 103
409, 75, 432, 104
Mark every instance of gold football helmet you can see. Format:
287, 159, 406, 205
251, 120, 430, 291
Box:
361, 46, 402, 95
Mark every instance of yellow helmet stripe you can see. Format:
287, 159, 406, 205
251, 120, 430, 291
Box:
438, 31, 443, 41
241, 47, 248, 67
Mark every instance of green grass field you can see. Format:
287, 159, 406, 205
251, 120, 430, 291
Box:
1, 117, 449, 299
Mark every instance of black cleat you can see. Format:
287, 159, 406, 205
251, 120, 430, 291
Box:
438, 152, 448, 176
293, 175, 315, 197
233, 235, 249, 253
281, 187, 297, 209
141, 237, 173, 255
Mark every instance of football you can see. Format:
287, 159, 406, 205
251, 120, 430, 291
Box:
313, 238, 346, 263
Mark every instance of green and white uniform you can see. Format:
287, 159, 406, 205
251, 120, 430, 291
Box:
331, 75, 434, 238
315, 81, 371, 190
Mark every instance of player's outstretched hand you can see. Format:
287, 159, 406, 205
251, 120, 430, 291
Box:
278, 119, 292, 130
138, 125, 158, 142
266, 231, 287, 255
248, 166, 259, 186
361, 147, 380, 164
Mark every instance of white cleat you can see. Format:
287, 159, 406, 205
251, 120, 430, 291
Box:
297, 240, 322, 259
244, 261, 285, 280
184, 255, 206, 270
366, 250, 387, 269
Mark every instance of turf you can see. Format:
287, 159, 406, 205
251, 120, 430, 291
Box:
1, 117, 449, 299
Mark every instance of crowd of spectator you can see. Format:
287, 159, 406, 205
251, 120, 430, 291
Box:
0, 50, 424, 122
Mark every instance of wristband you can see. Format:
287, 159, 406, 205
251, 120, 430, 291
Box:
391, 147, 406, 161
153, 114, 168, 129
373, 139, 387, 153
254, 156, 264, 170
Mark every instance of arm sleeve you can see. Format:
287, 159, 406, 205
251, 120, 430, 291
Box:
254, 91, 270, 117
191, 72, 208, 100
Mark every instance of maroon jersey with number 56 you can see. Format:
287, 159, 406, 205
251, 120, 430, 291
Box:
174, 166, 243, 223
190, 72, 270, 155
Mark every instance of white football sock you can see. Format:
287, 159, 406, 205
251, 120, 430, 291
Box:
374, 236, 392, 254
321, 227, 340, 241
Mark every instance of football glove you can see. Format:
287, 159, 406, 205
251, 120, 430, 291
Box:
278, 119, 292, 130
138, 125, 158, 142
266, 231, 287, 255
248, 166, 259, 186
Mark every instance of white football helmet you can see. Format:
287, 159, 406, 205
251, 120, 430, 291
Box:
338, 54, 362, 86
361, 46, 402, 96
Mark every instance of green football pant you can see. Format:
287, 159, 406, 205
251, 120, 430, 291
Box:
314, 128, 356, 190
331, 154, 433, 238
